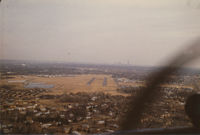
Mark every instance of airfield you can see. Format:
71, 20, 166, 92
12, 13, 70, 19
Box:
3, 74, 193, 95
4, 74, 118, 94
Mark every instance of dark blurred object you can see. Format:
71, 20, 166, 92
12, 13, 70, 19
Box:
185, 94, 200, 128
120, 38, 200, 130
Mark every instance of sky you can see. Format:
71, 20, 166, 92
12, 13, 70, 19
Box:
0, 0, 200, 66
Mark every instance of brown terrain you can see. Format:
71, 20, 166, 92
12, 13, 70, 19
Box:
0, 74, 197, 134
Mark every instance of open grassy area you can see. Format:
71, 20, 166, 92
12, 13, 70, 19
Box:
4, 74, 193, 96
4, 74, 119, 95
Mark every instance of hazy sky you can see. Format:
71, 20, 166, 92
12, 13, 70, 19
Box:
0, 0, 200, 66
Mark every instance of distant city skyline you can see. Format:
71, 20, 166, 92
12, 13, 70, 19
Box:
0, 0, 200, 67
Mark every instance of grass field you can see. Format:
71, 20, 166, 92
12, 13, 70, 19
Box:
3, 74, 193, 96
4, 74, 119, 95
